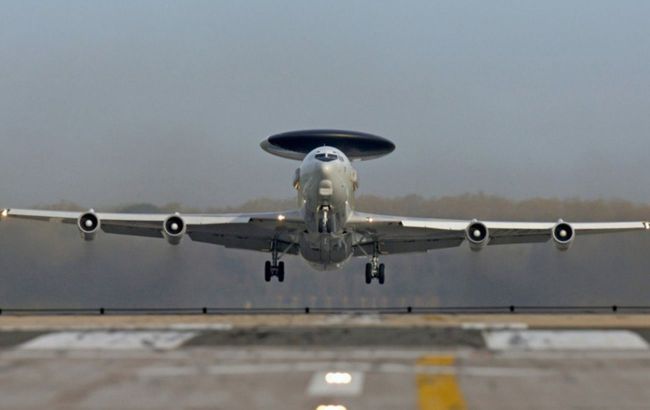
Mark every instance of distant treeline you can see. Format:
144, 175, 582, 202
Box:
2, 194, 649, 309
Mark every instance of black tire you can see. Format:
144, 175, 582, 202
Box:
365, 263, 372, 284
278, 261, 285, 282
264, 261, 271, 282
378, 263, 385, 284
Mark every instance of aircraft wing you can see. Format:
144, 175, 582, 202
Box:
347, 211, 650, 255
0, 208, 304, 254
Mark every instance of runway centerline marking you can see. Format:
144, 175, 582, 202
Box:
416, 355, 467, 410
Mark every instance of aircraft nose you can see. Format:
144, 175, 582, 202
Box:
320, 164, 332, 177
315, 162, 333, 178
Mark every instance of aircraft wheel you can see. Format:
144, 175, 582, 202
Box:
365, 263, 372, 284
378, 263, 385, 285
264, 261, 271, 282
278, 261, 285, 282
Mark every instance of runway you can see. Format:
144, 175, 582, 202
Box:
1, 314, 649, 409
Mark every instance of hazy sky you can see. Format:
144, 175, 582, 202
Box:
1, 1, 649, 209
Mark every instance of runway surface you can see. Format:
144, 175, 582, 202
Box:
1, 314, 649, 409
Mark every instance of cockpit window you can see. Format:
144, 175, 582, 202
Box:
315, 152, 338, 162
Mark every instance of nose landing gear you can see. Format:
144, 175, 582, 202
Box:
317, 206, 335, 233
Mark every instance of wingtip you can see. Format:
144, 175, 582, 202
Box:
644, 222, 650, 230
1, 209, 8, 218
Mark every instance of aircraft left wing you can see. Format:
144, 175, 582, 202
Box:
0, 208, 304, 254
348, 211, 650, 255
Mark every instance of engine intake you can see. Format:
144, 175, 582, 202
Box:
77, 210, 100, 241
552, 220, 574, 250
466, 220, 489, 251
163, 214, 186, 245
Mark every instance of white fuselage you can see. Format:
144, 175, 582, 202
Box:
296, 146, 357, 270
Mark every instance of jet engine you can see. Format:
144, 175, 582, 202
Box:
552, 220, 574, 250
163, 214, 186, 245
465, 220, 489, 251
77, 210, 100, 241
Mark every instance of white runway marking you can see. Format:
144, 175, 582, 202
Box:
307, 371, 364, 397
19, 331, 197, 350
484, 330, 649, 351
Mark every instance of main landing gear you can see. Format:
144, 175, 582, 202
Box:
365, 259, 385, 285
264, 260, 284, 282
264, 238, 285, 282
364, 243, 386, 285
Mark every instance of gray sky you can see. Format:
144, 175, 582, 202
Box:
1, 1, 649, 209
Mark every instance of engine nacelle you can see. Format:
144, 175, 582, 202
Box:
77, 210, 100, 241
466, 220, 490, 251
552, 220, 574, 250
163, 214, 186, 245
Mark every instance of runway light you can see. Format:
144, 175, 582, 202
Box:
277, 214, 285, 221
1, 209, 7, 217
367, 217, 374, 223
316, 405, 347, 410
325, 372, 352, 384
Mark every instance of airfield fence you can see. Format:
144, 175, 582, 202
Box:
1, 305, 650, 315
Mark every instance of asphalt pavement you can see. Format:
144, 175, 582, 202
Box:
0, 314, 649, 410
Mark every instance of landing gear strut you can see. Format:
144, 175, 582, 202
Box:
317, 205, 336, 234
364, 243, 385, 285
264, 238, 285, 282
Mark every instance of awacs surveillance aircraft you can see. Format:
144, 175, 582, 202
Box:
2, 130, 649, 284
